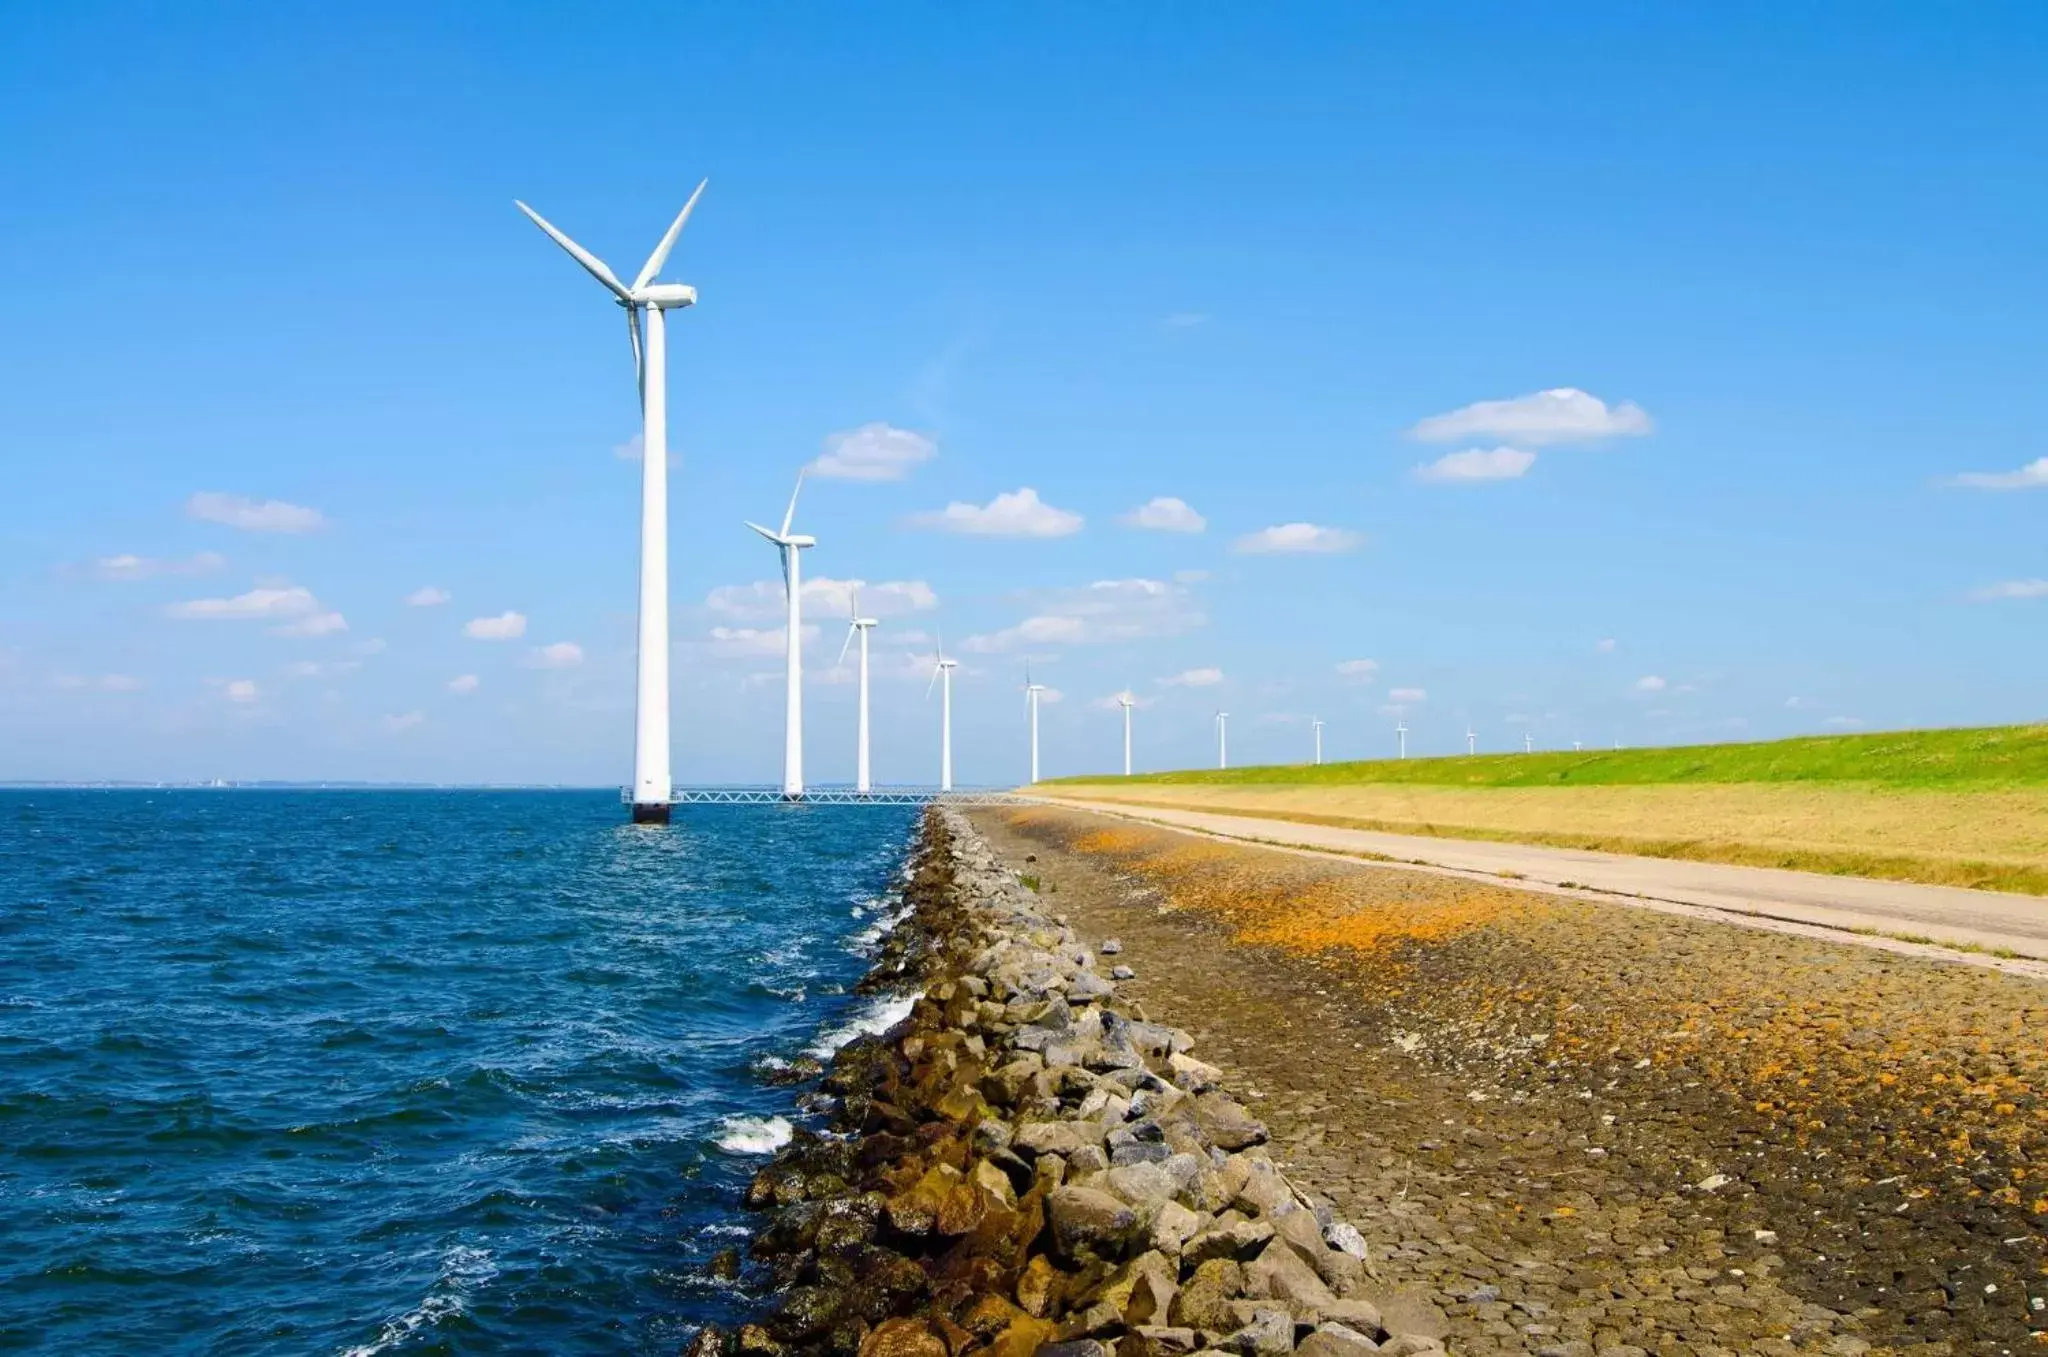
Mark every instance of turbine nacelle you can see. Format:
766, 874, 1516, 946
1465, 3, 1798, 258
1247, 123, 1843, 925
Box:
629, 283, 698, 309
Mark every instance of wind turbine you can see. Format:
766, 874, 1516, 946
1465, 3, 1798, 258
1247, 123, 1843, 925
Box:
1311, 716, 1324, 766
1524, 732, 1535, 754
1466, 727, 1477, 756
1117, 692, 1135, 776
517, 181, 706, 824
1215, 711, 1230, 769
746, 474, 814, 800
1024, 666, 1048, 784
836, 587, 878, 794
1395, 721, 1408, 760
926, 638, 959, 791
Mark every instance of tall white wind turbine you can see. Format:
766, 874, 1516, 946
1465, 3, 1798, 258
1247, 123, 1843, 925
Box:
1524, 732, 1535, 754
1024, 667, 1048, 785
517, 181, 706, 824
1117, 692, 1135, 776
1311, 716, 1324, 766
1216, 711, 1229, 769
837, 587, 878, 794
927, 638, 959, 792
1396, 722, 1408, 760
746, 474, 814, 799
1466, 726, 1477, 756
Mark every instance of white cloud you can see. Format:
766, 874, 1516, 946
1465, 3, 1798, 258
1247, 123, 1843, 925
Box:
526, 641, 585, 669
1414, 447, 1536, 484
53, 673, 143, 692
465, 611, 528, 640
1159, 667, 1224, 688
1335, 659, 1379, 682
907, 487, 1083, 538
167, 585, 319, 621
406, 586, 451, 607
273, 610, 347, 637
94, 551, 225, 581
1232, 523, 1362, 555
1034, 687, 1064, 705
383, 711, 426, 733
962, 577, 1203, 653
705, 576, 938, 624
1950, 457, 2048, 490
1120, 497, 1207, 533
1411, 388, 1652, 446
223, 678, 260, 704
186, 492, 325, 534
1634, 675, 1668, 692
1971, 578, 2048, 601
704, 624, 819, 659
809, 423, 937, 481
280, 659, 358, 679
1596, 638, 1617, 654
447, 673, 480, 694
1091, 690, 1150, 711
1388, 686, 1427, 703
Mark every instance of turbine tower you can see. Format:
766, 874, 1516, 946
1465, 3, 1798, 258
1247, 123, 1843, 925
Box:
1466, 727, 1477, 756
1216, 711, 1229, 769
517, 181, 706, 824
1311, 716, 1324, 766
927, 639, 959, 792
1117, 692, 1134, 776
1396, 722, 1408, 760
745, 474, 814, 800
1024, 667, 1048, 784
837, 587, 878, 795
1524, 732, 1535, 754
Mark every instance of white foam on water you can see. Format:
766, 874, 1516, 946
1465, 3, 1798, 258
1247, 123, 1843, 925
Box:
806, 991, 918, 1058
340, 1246, 497, 1357
715, 1114, 793, 1155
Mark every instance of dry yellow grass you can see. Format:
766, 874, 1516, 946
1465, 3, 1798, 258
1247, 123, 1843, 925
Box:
1036, 780, 2048, 895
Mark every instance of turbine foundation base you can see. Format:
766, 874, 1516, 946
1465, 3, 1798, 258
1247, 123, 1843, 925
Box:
630, 802, 672, 825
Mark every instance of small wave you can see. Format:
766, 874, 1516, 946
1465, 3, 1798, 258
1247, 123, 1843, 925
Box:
807, 992, 917, 1058
340, 1245, 496, 1357
715, 1115, 792, 1155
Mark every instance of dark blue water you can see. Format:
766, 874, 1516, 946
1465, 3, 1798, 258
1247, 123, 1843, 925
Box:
0, 790, 919, 1354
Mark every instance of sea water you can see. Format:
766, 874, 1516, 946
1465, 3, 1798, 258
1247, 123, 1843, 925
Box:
0, 790, 920, 1354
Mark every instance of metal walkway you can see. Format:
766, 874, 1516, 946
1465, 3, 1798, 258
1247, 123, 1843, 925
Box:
624, 786, 1032, 807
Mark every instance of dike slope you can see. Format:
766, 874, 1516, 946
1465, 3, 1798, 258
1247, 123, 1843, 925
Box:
708, 808, 1450, 1357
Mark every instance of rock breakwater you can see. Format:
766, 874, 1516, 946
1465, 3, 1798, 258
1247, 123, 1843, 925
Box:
712, 809, 1450, 1357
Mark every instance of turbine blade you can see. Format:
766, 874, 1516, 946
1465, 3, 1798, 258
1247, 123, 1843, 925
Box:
626, 306, 645, 407
849, 584, 860, 620
743, 520, 783, 543
838, 624, 857, 668
633, 179, 707, 291
926, 663, 940, 700
514, 201, 631, 300
780, 471, 805, 538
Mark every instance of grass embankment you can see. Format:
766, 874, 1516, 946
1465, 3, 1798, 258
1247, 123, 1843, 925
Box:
1038, 724, 2048, 895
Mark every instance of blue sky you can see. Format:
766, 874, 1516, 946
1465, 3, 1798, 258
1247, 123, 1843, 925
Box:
3, 2, 2045, 784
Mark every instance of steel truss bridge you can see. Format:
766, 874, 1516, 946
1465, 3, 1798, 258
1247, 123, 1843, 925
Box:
622, 786, 1033, 807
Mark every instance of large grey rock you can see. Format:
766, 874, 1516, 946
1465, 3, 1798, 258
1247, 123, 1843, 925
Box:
1296, 1325, 1380, 1357
1015, 1120, 1106, 1157
1244, 1237, 1338, 1313
1149, 1199, 1204, 1256
1183, 1218, 1275, 1265
1322, 1220, 1368, 1261
1223, 1308, 1294, 1356
1049, 1185, 1141, 1261
1271, 1206, 1363, 1291
1373, 1340, 1444, 1357
1195, 1093, 1269, 1151
1318, 1299, 1383, 1335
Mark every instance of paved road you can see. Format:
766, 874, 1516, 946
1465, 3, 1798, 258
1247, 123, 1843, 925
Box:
1040, 796, 2048, 962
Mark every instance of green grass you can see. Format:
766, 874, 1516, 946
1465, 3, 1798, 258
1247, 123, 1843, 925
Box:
1044, 723, 2048, 791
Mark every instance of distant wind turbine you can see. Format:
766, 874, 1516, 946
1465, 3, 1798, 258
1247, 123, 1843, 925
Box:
1117, 692, 1135, 776
1216, 711, 1229, 769
516, 180, 706, 824
1466, 726, 1477, 756
1311, 716, 1324, 766
836, 586, 878, 794
1396, 722, 1408, 760
745, 474, 814, 800
927, 637, 959, 791
1024, 667, 1048, 784
1525, 732, 1535, 754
